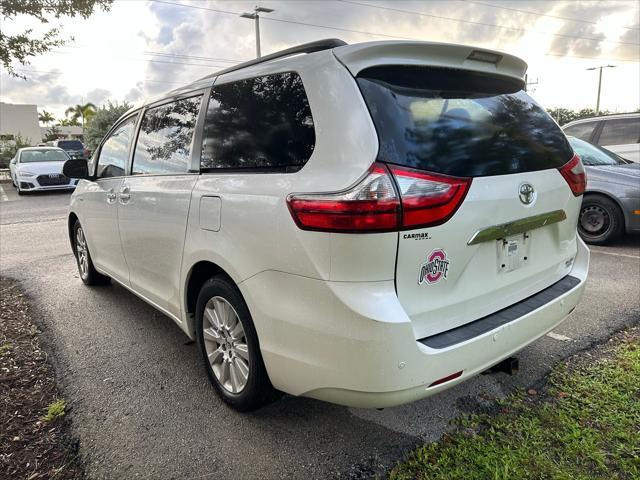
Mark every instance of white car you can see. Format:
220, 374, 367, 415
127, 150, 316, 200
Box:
9, 147, 76, 194
63, 39, 589, 411
562, 113, 640, 162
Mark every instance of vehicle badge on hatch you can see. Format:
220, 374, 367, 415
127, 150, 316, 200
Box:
418, 249, 450, 285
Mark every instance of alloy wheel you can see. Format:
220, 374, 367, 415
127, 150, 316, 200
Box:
76, 227, 89, 279
202, 296, 250, 394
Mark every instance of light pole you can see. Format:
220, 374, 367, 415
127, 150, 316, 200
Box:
240, 6, 275, 58
586, 65, 615, 114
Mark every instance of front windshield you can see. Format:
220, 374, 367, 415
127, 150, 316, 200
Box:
568, 137, 627, 166
20, 149, 69, 163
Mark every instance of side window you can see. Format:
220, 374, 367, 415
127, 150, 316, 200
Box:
201, 71, 315, 171
132, 96, 202, 175
563, 122, 597, 141
597, 118, 640, 146
97, 115, 138, 179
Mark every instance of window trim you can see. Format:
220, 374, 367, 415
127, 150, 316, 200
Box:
129, 90, 207, 177
198, 71, 315, 174
93, 111, 142, 181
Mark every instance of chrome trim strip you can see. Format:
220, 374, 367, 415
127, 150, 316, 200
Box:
467, 210, 567, 245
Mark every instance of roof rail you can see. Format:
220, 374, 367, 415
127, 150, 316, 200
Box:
199, 38, 347, 81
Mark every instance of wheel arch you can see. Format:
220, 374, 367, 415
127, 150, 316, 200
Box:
68, 212, 79, 254
183, 260, 237, 336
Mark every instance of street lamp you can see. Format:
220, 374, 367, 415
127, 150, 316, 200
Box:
240, 6, 275, 58
586, 64, 616, 114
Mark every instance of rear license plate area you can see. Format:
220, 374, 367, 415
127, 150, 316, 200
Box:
497, 233, 530, 273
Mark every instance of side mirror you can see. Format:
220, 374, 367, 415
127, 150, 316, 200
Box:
63, 159, 90, 179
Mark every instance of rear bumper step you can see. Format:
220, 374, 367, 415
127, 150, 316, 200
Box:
419, 275, 581, 349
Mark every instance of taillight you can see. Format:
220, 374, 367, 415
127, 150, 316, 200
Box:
287, 163, 400, 233
558, 154, 586, 196
287, 163, 471, 233
389, 165, 471, 229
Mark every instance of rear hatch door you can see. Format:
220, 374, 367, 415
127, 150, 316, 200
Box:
356, 63, 582, 339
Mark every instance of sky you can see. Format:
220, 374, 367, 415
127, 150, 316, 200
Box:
0, 0, 638, 121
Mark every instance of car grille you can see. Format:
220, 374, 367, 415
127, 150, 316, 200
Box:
37, 174, 70, 186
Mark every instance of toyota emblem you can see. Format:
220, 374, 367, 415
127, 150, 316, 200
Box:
519, 183, 536, 205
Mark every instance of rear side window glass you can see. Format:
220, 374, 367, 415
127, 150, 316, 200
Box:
597, 118, 640, 146
97, 115, 137, 178
57, 140, 84, 150
563, 122, 598, 141
201, 72, 315, 172
357, 66, 573, 177
133, 96, 202, 175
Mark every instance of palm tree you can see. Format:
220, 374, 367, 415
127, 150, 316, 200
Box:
65, 102, 97, 132
38, 110, 55, 126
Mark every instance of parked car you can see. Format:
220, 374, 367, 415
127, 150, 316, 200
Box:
51, 139, 89, 160
568, 136, 640, 244
9, 147, 75, 195
563, 113, 640, 162
63, 39, 589, 411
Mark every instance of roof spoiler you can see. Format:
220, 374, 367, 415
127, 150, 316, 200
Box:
332, 41, 527, 87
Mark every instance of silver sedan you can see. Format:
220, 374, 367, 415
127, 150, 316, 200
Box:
569, 136, 640, 244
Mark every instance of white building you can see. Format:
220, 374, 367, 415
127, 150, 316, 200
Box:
0, 102, 42, 145
41, 125, 84, 141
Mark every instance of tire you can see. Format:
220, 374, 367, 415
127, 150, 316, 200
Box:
196, 275, 276, 411
73, 220, 111, 286
578, 194, 624, 245
17, 184, 23, 195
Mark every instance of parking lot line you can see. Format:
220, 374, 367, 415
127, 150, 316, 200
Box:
0, 184, 8, 202
589, 249, 640, 259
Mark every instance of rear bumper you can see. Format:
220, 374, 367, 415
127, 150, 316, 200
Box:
240, 237, 589, 408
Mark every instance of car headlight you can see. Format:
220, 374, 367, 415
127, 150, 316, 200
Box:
18, 171, 35, 177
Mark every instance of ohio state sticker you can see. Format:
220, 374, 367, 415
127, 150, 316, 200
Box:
418, 249, 450, 285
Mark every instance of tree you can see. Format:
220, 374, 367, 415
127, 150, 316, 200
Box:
0, 134, 31, 168
38, 109, 55, 125
58, 117, 81, 127
43, 126, 61, 142
83, 101, 131, 150
0, 0, 112, 78
65, 102, 97, 130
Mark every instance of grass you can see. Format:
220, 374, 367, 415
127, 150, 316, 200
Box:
389, 331, 640, 480
42, 399, 67, 423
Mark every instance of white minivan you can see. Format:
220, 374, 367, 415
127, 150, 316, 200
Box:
64, 39, 589, 411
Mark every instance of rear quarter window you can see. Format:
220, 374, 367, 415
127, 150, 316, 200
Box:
597, 118, 640, 146
200, 71, 315, 172
357, 66, 573, 177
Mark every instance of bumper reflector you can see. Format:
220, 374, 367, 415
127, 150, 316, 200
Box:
428, 370, 463, 388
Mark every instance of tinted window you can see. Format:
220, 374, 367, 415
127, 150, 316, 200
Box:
201, 72, 315, 171
133, 96, 202, 175
20, 149, 69, 163
58, 140, 84, 150
97, 115, 137, 178
357, 66, 574, 177
563, 122, 598, 141
598, 118, 640, 146
568, 137, 627, 166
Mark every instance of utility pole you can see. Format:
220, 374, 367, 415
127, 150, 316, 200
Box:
586, 65, 615, 114
524, 74, 539, 93
240, 6, 275, 58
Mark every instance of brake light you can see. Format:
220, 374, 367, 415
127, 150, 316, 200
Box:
389, 165, 471, 229
287, 163, 400, 233
558, 154, 586, 196
287, 163, 471, 233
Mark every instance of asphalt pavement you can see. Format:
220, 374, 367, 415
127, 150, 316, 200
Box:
1, 183, 639, 479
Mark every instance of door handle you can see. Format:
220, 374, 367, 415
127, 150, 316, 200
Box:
106, 188, 116, 203
118, 186, 131, 204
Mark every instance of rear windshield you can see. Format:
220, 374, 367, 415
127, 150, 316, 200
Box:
357, 66, 573, 177
58, 140, 83, 150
